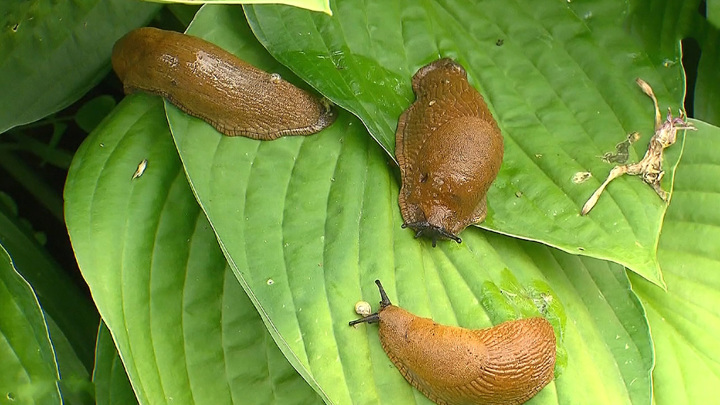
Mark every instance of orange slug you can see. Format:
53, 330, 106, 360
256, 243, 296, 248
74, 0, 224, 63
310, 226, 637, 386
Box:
350, 280, 556, 405
396, 58, 504, 246
111, 27, 336, 140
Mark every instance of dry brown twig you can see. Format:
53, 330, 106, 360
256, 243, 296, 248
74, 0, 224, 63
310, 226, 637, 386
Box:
581, 79, 697, 215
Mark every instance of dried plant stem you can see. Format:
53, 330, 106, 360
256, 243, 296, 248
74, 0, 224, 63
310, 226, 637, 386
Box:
581, 79, 696, 215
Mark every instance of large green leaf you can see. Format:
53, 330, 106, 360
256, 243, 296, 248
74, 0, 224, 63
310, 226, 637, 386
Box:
631, 120, 720, 404
174, 97, 654, 404
64, 94, 321, 404
0, 0, 159, 133
243, 0, 691, 283
0, 244, 61, 404
162, 6, 654, 404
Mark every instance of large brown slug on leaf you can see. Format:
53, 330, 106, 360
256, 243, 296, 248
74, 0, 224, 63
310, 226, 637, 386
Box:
350, 280, 556, 405
396, 58, 504, 246
111, 27, 336, 140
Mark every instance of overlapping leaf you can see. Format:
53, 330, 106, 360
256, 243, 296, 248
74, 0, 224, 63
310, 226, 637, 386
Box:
92, 323, 143, 405
0, 0, 159, 133
0, 195, 98, 369
163, 6, 654, 404
244, 0, 693, 283
0, 244, 61, 404
631, 120, 720, 404
64, 95, 321, 404
151, 0, 332, 14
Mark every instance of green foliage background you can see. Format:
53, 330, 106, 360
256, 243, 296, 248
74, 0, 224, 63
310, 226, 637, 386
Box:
1, 0, 719, 404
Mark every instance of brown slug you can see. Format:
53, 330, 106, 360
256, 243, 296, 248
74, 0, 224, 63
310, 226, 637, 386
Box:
111, 27, 336, 140
396, 58, 504, 246
350, 280, 556, 405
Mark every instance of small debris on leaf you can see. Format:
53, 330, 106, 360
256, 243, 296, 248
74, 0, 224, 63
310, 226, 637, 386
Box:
132, 159, 148, 180
581, 78, 696, 215
601, 131, 641, 164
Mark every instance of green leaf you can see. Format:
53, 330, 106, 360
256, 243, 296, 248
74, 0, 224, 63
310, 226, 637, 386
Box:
46, 317, 95, 404
0, 0, 160, 133
708, 0, 720, 29
161, 7, 654, 404
692, 25, 720, 126
0, 151, 65, 222
157, 0, 332, 15
244, 0, 692, 284
0, 244, 61, 404
64, 94, 322, 404
93, 323, 139, 405
0, 195, 98, 370
174, 104, 654, 404
75, 95, 118, 134
630, 120, 720, 404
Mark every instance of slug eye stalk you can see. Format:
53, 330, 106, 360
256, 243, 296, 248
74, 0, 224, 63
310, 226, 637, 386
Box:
348, 280, 392, 326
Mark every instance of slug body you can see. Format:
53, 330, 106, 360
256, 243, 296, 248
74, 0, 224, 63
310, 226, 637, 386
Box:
396, 58, 504, 245
112, 27, 336, 140
350, 280, 555, 405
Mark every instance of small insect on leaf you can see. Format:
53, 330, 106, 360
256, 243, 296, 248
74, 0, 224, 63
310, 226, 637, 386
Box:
132, 159, 148, 180
581, 79, 696, 215
350, 280, 556, 405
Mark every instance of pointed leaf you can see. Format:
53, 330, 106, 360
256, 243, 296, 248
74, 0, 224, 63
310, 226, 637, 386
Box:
0, 195, 98, 369
155, 0, 332, 15
0, 244, 61, 404
244, 0, 693, 283
64, 94, 321, 404
631, 120, 720, 404
0, 0, 159, 132
93, 323, 140, 405
166, 8, 653, 404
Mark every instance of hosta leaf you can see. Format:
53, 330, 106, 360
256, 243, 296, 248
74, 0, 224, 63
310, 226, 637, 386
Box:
152, 0, 332, 15
631, 120, 720, 404
93, 323, 140, 405
169, 6, 653, 404
0, 244, 61, 404
692, 21, 720, 126
244, 0, 692, 284
64, 94, 321, 404
0, 0, 159, 133
0, 194, 98, 370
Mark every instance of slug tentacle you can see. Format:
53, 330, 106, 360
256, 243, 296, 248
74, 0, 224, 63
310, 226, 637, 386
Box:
112, 27, 336, 140
396, 58, 504, 246
350, 280, 556, 405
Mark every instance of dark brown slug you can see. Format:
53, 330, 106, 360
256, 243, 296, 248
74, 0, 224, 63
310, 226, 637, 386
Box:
396, 58, 504, 246
111, 27, 336, 140
350, 280, 556, 405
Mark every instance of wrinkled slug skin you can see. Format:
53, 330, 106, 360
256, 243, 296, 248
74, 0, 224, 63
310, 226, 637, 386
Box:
396, 58, 504, 242
379, 308, 556, 405
111, 27, 336, 140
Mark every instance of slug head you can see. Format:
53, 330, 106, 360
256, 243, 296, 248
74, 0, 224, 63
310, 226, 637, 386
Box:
401, 222, 461, 247
348, 280, 392, 326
